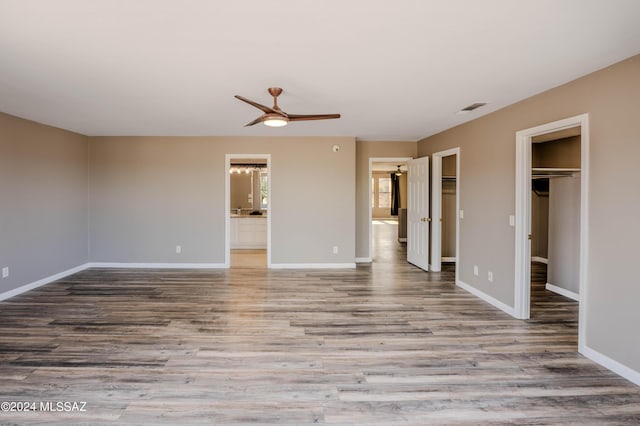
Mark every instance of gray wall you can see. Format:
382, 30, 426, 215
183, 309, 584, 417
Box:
89, 136, 355, 265
548, 174, 581, 294
0, 112, 88, 294
417, 54, 640, 372
356, 141, 417, 259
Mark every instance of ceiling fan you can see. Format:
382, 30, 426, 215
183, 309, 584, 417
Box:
234, 87, 340, 127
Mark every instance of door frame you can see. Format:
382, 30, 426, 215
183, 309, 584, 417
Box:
514, 114, 589, 350
431, 148, 460, 281
367, 157, 413, 262
225, 154, 271, 268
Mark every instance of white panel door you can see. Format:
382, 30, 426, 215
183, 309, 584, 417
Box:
407, 156, 430, 271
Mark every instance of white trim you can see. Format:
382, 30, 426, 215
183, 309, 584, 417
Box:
398, 238, 407, 243
88, 262, 226, 269
456, 279, 515, 317
270, 263, 356, 269
531, 256, 548, 264
514, 113, 589, 340
226, 154, 271, 269
545, 283, 579, 301
368, 157, 413, 262
430, 148, 460, 279
581, 345, 640, 386
442, 257, 456, 262
355, 257, 372, 263
0, 263, 89, 302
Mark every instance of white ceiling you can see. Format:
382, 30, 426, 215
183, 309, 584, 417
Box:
1, 0, 640, 140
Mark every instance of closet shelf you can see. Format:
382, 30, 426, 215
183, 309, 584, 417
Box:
532, 167, 580, 178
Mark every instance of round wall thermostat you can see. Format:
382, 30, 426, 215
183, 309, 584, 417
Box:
332, 144, 341, 152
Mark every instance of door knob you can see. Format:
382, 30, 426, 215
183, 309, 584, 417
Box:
421, 217, 432, 222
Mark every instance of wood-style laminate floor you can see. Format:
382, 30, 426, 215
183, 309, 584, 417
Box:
1, 222, 639, 424
231, 249, 267, 269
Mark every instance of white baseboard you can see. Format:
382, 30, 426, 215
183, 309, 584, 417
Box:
442, 257, 456, 262
0, 263, 89, 302
456, 279, 516, 317
532, 256, 548, 264
270, 263, 356, 269
581, 344, 640, 386
88, 262, 226, 269
545, 283, 579, 301
355, 257, 372, 263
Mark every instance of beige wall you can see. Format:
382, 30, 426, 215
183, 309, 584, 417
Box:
417, 55, 640, 372
548, 174, 581, 295
0, 112, 88, 294
531, 188, 549, 259
89, 136, 355, 265
533, 136, 581, 168
356, 141, 417, 259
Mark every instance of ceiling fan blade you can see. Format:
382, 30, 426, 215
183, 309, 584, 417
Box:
235, 95, 277, 114
287, 113, 341, 122
234, 95, 288, 117
244, 116, 265, 127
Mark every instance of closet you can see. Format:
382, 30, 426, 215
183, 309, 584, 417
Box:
531, 129, 581, 299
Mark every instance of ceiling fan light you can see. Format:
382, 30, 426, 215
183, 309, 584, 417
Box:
263, 114, 289, 127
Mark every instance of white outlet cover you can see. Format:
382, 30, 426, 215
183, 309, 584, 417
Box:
459, 210, 464, 219
2, 267, 8, 278
509, 215, 515, 227
473, 265, 478, 276
488, 271, 494, 282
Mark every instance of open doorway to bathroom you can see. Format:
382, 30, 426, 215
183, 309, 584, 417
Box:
225, 154, 270, 268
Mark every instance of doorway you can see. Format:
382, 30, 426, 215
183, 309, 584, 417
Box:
368, 157, 412, 263
225, 154, 271, 268
430, 148, 460, 280
514, 114, 589, 352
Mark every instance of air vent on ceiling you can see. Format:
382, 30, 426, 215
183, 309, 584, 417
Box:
459, 102, 487, 113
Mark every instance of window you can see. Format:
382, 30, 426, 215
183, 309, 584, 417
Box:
371, 174, 391, 209
378, 177, 391, 208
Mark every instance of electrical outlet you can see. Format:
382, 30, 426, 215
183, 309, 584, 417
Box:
459, 210, 464, 219
2, 267, 8, 278
332, 246, 339, 254
176, 245, 182, 254
509, 215, 515, 227
473, 265, 478, 276
488, 271, 494, 282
